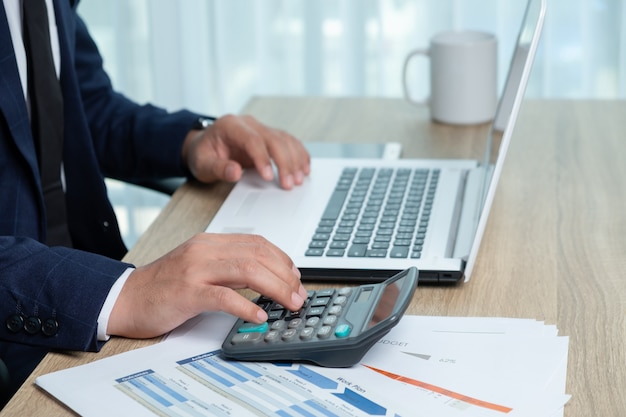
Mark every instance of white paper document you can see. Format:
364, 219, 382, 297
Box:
36, 314, 569, 417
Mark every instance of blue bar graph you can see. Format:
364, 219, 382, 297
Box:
115, 351, 395, 417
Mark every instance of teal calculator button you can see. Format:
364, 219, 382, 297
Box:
334, 324, 352, 338
238, 322, 269, 333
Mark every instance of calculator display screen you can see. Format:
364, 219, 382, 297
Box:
356, 287, 373, 303
366, 274, 405, 329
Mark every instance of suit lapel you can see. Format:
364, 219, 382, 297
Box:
0, 2, 39, 175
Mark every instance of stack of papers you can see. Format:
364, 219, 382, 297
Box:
37, 314, 570, 417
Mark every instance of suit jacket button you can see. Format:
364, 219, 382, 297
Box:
24, 316, 42, 334
42, 318, 59, 336
6, 314, 24, 333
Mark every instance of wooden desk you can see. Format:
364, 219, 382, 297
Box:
3, 98, 625, 416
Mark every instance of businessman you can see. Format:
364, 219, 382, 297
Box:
0, 0, 310, 407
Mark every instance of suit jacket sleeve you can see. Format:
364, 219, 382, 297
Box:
0, 237, 131, 352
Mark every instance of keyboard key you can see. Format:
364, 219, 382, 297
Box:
347, 244, 367, 257
366, 249, 388, 257
390, 246, 409, 258
312, 233, 330, 241
330, 241, 348, 249
371, 242, 389, 249
305, 248, 324, 256
321, 190, 350, 221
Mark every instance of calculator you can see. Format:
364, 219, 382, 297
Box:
221, 267, 418, 367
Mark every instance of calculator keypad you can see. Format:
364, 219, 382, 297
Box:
233, 287, 354, 345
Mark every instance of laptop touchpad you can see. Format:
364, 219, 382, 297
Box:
235, 190, 304, 218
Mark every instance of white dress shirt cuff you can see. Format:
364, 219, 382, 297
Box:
97, 267, 134, 341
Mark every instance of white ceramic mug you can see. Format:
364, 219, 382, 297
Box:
402, 30, 497, 125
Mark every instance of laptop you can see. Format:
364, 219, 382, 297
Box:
206, 0, 546, 285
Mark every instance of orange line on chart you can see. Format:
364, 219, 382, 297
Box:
362, 364, 513, 414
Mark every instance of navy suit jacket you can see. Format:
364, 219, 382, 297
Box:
0, 0, 200, 352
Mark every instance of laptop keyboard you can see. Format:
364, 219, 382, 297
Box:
305, 167, 439, 259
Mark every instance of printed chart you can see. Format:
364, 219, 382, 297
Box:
115, 350, 394, 417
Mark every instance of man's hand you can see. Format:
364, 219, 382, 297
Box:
107, 233, 308, 339
182, 114, 311, 190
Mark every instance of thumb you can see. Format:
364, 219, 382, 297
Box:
202, 158, 243, 183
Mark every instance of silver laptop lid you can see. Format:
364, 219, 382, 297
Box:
463, 0, 547, 281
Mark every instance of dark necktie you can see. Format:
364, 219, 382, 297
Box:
22, 0, 73, 247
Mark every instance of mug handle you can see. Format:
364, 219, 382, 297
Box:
402, 48, 429, 105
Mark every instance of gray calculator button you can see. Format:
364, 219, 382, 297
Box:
288, 318, 303, 328
307, 307, 325, 317
306, 317, 320, 327
300, 327, 315, 340
231, 332, 263, 345
264, 330, 280, 343
333, 295, 347, 306
317, 326, 332, 339
271, 320, 286, 330
268, 310, 284, 321
311, 297, 330, 307
328, 305, 342, 315
338, 287, 352, 296
323, 315, 338, 326
316, 289, 335, 297
282, 329, 297, 341
287, 308, 305, 319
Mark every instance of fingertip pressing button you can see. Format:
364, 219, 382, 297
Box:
24, 316, 42, 334
6, 314, 24, 333
42, 318, 59, 336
